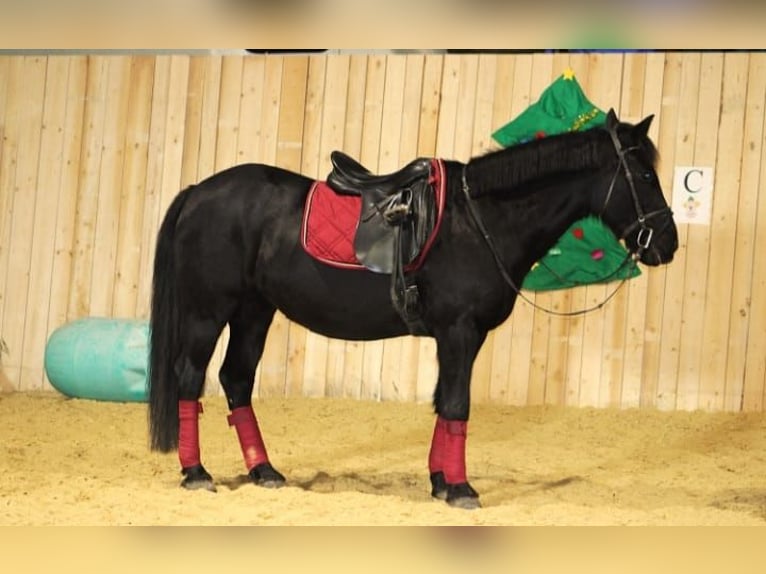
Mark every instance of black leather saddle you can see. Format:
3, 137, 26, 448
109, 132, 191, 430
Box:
328, 151, 431, 198
327, 151, 435, 274
326, 151, 438, 335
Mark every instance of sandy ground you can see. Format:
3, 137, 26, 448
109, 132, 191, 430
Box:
1, 391, 765, 525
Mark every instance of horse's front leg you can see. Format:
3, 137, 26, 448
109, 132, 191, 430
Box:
430, 319, 487, 509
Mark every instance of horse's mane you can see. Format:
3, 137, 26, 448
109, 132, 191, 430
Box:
465, 125, 658, 197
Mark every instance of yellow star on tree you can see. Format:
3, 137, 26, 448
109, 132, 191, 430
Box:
563, 67, 576, 80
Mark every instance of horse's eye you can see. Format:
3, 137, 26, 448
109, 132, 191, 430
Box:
640, 171, 654, 182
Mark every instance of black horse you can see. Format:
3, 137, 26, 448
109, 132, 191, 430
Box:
148, 110, 678, 509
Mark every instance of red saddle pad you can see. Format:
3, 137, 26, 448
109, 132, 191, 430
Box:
301, 181, 365, 270
301, 159, 445, 271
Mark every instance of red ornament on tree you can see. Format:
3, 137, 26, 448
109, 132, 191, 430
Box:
591, 248, 605, 261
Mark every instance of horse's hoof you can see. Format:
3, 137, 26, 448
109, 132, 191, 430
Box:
446, 482, 481, 509
181, 478, 217, 492
249, 462, 287, 488
430, 471, 448, 500
181, 464, 217, 492
447, 495, 482, 509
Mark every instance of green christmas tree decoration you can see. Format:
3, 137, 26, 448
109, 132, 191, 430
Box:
490, 68, 640, 291
492, 68, 606, 147
521, 216, 640, 291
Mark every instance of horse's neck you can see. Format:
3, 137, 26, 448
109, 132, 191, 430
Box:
463, 169, 598, 275
467, 131, 610, 197
458, 133, 612, 270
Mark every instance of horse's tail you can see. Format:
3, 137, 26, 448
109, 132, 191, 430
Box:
148, 186, 195, 453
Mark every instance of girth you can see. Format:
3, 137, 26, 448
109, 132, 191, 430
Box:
326, 151, 441, 335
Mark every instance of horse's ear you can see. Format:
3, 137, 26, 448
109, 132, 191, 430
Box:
606, 108, 619, 129
633, 114, 654, 138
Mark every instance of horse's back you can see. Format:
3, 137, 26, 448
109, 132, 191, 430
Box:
176, 163, 310, 241
168, 164, 309, 298
184, 162, 310, 210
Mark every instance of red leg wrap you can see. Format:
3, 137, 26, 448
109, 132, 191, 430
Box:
428, 417, 447, 474
178, 400, 203, 469
227, 405, 269, 470
428, 416, 468, 484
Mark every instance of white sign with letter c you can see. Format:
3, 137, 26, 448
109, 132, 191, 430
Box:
672, 166, 714, 225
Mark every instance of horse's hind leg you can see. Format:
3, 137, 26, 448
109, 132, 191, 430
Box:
176, 312, 230, 492
219, 297, 286, 488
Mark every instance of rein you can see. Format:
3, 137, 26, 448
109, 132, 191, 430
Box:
461, 126, 664, 318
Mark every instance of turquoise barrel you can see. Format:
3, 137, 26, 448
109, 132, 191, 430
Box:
44, 318, 150, 402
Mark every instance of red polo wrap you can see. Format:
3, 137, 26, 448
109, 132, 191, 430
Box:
178, 400, 203, 468
428, 416, 468, 484
227, 405, 269, 470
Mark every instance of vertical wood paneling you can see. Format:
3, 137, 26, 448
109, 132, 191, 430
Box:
526, 54, 556, 407
67, 56, 109, 322
0, 56, 15, 335
579, 54, 624, 408
135, 56, 171, 321
656, 52, 700, 410
543, 56, 587, 406
112, 56, 154, 319
743, 54, 766, 412
45, 56, 87, 389
88, 57, 132, 318
2, 56, 47, 389
726, 54, 766, 412
676, 53, 724, 411
2, 51, 765, 413
561, 54, 592, 407
545, 50, 577, 407
19, 57, 69, 389
642, 52, 682, 407
699, 53, 749, 410
504, 53, 535, 407
621, 52, 657, 409
606, 52, 648, 408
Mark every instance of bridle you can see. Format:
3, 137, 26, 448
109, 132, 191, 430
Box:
602, 125, 673, 262
461, 125, 672, 317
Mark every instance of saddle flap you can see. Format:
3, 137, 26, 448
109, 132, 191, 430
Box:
354, 176, 434, 274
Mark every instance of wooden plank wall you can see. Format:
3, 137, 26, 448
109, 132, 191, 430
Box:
1, 51, 765, 413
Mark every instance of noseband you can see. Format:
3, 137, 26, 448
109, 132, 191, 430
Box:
602, 125, 672, 261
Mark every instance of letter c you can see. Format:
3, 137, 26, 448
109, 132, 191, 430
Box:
684, 169, 704, 193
